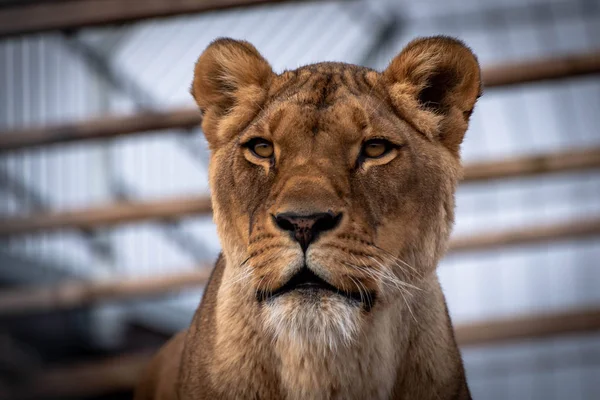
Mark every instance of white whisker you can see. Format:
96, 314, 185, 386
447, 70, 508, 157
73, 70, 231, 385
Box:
368, 256, 422, 292
399, 285, 418, 324
221, 267, 252, 291
373, 248, 422, 278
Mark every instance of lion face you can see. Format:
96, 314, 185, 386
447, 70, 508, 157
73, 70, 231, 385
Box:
192, 37, 481, 349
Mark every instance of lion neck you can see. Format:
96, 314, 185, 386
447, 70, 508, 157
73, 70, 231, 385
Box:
271, 302, 404, 400
208, 256, 443, 400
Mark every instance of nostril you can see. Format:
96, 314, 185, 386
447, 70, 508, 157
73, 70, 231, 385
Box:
274, 214, 296, 232
313, 212, 342, 234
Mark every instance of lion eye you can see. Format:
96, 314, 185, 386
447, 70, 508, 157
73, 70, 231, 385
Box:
247, 138, 274, 159
362, 139, 392, 159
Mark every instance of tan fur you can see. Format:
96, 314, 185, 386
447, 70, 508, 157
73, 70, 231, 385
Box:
135, 36, 481, 400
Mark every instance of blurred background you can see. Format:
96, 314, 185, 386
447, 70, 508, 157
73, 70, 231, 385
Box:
0, 0, 599, 399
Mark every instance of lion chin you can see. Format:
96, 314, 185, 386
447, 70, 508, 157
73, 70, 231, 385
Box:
261, 291, 363, 352
257, 263, 371, 351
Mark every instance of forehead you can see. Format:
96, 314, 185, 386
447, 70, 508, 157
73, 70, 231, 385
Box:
256, 63, 400, 143
269, 63, 379, 101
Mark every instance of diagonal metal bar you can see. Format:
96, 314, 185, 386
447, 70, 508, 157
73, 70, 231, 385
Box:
62, 34, 209, 164
0, 167, 114, 261
61, 34, 213, 263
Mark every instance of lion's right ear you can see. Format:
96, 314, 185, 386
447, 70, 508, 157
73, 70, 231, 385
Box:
191, 38, 274, 146
382, 36, 481, 155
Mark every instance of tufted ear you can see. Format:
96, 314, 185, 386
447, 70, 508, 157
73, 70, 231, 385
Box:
191, 38, 274, 147
382, 36, 481, 155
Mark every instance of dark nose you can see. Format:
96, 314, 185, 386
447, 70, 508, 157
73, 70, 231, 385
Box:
274, 212, 342, 251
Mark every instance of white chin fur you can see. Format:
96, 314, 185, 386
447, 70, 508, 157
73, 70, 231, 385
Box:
262, 293, 362, 352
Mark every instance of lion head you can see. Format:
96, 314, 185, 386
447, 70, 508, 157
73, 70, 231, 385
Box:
191, 37, 481, 350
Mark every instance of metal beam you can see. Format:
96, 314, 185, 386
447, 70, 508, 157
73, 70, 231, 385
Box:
1, 51, 599, 153
0, 0, 317, 38
62, 33, 156, 108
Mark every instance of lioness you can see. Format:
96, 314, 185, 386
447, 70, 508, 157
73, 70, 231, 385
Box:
135, 36, 481, 400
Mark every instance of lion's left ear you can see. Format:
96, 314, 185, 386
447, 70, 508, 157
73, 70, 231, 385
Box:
382, 36, 481, 155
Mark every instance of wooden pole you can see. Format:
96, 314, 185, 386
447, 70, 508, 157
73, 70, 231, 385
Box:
462, 147, 600, 182
483, 51, 600, 88
0, 148, 598, 237
0, 196, 212, 236
449, 217, 600, 253
1, 205, 598, 245
0, 0, 313, 38
10, 352, 152, 400
0, 269, 211, 316
455, 307, 600, 346
8, 307, 600, 399
1, 52, 599, 152
0, 109, 201, 153
1, 216, 599, 315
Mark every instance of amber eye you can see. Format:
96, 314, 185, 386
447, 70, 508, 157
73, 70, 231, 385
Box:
362, 139, 392, 159
246, 138, 274, 159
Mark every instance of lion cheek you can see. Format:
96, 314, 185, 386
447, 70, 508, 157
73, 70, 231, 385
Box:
212, 201, 249, 265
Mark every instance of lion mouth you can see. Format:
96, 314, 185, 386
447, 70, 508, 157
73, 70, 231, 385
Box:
257, 267, 374, 310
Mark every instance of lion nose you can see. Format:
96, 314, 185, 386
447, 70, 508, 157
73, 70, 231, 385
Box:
273, 212, 342, 251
